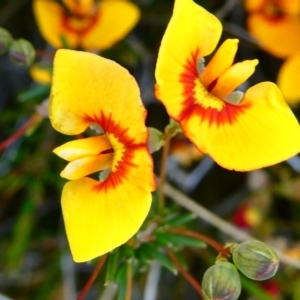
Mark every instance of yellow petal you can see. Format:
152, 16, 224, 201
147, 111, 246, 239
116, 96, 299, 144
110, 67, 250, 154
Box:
50, 50, 148, 146
210, 59, 258, 99
200, 39, 239, 88
33, 0, 83, 49
62, 0, 95, 16
33, 0, 68, 49
30, 62, 52, 84
81, 0, 140, 50
277, 54, 300, 104
244, 0, 266, 11
155, 0, 222, 118
60, 153, 113, 180
61, 147, 155, 262
180, 82, 300, 171
276, 0, 300, 14
247, 13, 300, 58
53, 135, 112, 161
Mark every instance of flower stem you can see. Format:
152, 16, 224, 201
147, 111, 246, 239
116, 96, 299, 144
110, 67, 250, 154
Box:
158, 135, 171, 215
0, 113, 43, 153
167, 249, 203, 297
77, 254, 107, 300
169, 228, 224, 253
35, 49, 54, 59
125, 261, 133, 300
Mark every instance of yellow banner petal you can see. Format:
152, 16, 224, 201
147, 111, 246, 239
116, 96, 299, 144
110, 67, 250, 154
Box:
50, 50, 148, 145
155, 0, 222, 118
180, 82, 300, 171
61, 147, 155, 262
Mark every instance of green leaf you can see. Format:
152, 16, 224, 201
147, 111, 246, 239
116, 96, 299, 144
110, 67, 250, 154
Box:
163, 213, 196, 227
18, 85, 51, 102
148, 127, 164, 153
105, 249, 120, 285
138, 243, 177, 274
6, 198, 35, 270
155, 232, 206, 249
115, 263, 127, 300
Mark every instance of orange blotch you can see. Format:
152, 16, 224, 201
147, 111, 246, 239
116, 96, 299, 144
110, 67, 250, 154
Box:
85, 113, 148, 192
178, 49, 249, 127
61, 10, 100, 36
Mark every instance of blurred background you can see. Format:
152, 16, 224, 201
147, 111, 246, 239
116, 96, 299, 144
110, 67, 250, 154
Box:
1, 0, 300, 299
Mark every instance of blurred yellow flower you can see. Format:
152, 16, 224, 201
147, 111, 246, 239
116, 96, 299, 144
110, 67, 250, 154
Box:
33, 0, 140, 50
50, 49, 155, 262
29, 62, 52, 84
277, 54, 300, 104
155, 0, 300, 171
245, 0, 300, 58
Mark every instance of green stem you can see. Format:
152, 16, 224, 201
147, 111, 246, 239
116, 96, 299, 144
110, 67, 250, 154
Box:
158, 135, 171, 215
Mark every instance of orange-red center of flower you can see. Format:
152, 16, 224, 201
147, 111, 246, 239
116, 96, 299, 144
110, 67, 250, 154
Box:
61, 6, 100, 35
179, 50, 249, 126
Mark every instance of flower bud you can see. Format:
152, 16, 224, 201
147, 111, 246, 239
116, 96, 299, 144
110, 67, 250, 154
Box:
9, 39, 35, 66
0, 27, 13, 54
232, 240, 279, 281
202, 261, 241, 300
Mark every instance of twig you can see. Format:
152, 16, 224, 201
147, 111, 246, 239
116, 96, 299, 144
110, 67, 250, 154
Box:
167, 249, 203, 298
0, 113, 43, 153
164, 182, 300, 270
125, 261, 133, 300
77, 254, 107, 300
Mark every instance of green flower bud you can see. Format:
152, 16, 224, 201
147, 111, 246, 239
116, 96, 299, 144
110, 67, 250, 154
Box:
9, 39, 35, 66
202, 261, 241, 300
0, 27, 13, 54
232, 240, 279, 281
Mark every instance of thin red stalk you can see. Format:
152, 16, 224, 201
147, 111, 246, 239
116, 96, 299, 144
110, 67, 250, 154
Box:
35, 49, 54, 59
158, 136, 171, 214
77, 254, 107, 300
167, 249, 203, 297
0, 113, 43, 153
168, 228, 224, 253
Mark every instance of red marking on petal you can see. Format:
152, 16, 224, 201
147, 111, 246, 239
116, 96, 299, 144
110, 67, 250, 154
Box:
61, 10, 100, 36
84, 113, 150, 192
178, 50, 250, 127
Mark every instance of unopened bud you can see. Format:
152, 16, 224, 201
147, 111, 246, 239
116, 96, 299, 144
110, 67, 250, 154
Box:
0, 27, 13, 54
9, 39, 35, 66
232, 240, 279, 281
202, 261, 241, 300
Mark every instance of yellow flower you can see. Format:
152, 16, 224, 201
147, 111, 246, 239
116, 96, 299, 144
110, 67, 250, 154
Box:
33, 0, 140, 50
29, 62, 52, 85
50, 49, 156, 262
155, 0, 300, 171
245, 0, 300, 58
277, 54, 300, 104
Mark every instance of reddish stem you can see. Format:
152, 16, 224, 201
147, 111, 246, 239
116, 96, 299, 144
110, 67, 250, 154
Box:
167, 249, 203, 297
77, 254, 107, 300
35, 49, 55, 60
0, 113, 43, 153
